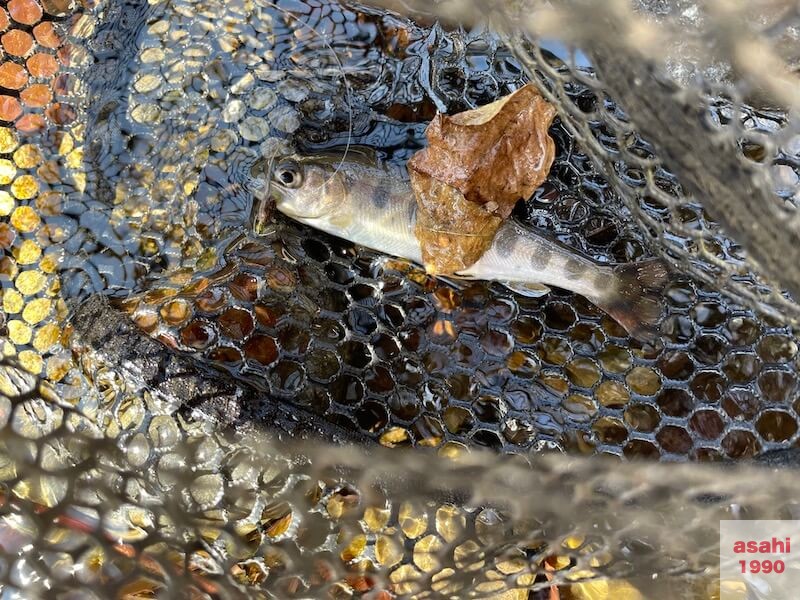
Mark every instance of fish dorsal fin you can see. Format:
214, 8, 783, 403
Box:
502, 281, 551, 298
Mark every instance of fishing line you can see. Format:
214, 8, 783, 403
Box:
259, 0, 355, 190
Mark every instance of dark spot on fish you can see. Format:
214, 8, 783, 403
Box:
592, 270, 608, 291
564, 258, 585, 280
407, 200, 417, 222
530, 249, 551, 270
371, 177, 393, 209
493, 227, 518, 255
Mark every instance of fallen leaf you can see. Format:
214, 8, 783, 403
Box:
409, 170, 503, 274
409, 83, 557, 273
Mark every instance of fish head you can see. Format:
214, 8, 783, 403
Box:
268, 155, 345, 220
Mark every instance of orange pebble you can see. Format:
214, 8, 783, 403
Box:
32, 22, 59, 48
53, 73, 70, 95
1, 30, 33, 56
21, 83, 51, 107
0, 223, 16, 249
46, 102, 75, 124
0, 62, 28, 89
8, 0, 43, 26
56, 45, 70, 66
41, 0, 70, 16
0, 9, 9, 31
27, 53, 57, 77
0, 95, 22, 121
15, 113, 44, 132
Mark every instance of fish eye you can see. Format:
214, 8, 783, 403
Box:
274, 161, 302, 188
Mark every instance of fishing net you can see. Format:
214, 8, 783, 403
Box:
0, 0, 799, 597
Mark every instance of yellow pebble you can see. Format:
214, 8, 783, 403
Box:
47, 277, 60, 297
438, 442, 469, 460
66, 148, 83, 169
15, 270, 46, 295
72, 172, 86, 193
0, 159, 16, 184
0, 127, 18, 153
22, 298, 51, 325
13, 145, 42, 169
10, 206, 40, 233
39, 253, 60, 274
36, 191, 61, 216
55, 298, 68, 321
2, 289, 23, 313
0, 191, 14, 216
16, 239, 41, 265
46, 356, 71, 382
8, 320, 32, 345
48, 226, 66, 243
548, 555, 571, 570
33, 323, 60, 352
18, 351, 43, 375
11, 175, 38, 200
139, 237, 159, 256
57, 133, 74, 155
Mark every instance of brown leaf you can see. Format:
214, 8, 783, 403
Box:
410, 170, 503, 274
408, 83, 557, 273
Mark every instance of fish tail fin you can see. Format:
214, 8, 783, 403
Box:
594, 258, 670, 343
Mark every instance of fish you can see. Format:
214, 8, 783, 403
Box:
253, 147, 669, 342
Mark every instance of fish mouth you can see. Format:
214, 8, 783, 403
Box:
254, 191, 329, 234
249, 155, 297, 235
269, 192, 308, 219
249, 162, 278, 236
250, 185, 304, 236
273, 200, 317, 220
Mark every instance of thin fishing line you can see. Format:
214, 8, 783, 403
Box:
262, 0, 354, 189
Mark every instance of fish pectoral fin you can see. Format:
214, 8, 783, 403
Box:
501, 281, 551, 298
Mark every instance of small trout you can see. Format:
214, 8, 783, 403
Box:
254, 148, 668, 341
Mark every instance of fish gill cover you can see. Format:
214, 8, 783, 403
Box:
0, 0, 798, 598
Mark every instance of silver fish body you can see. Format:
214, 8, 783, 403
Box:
256, 148, 668, 341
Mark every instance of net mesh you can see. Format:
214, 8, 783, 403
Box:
498, 0, 800, 325
0, 0, 798, 597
